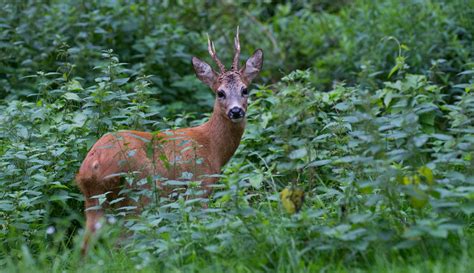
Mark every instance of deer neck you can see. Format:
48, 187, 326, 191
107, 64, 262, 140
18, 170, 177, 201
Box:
201, 102, 246, 168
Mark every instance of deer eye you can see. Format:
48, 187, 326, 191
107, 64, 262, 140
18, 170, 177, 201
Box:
217, 90, 226, 99
241, 88, 249, 96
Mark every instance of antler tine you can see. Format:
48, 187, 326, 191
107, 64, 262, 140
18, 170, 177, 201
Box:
232, 26, 241, 71
207, 33, 226, 73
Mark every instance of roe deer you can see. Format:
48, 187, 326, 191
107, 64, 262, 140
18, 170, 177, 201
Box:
76, 28, 263, 255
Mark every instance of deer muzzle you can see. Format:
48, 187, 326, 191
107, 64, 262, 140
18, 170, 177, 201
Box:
228, 106, 245, 122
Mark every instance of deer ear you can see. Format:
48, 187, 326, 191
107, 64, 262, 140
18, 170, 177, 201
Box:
192, 57, 217, 88
241, 49, 263, 83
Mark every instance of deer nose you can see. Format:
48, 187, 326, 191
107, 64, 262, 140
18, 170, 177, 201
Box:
228, 107, 245, 120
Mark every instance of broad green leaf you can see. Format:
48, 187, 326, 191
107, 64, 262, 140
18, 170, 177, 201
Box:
289, 148, 307, 159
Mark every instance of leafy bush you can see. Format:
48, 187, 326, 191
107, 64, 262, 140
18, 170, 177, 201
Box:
1, 0, 472, 102
239, 70, 474, 245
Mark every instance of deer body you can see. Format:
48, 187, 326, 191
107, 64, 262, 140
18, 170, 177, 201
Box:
76, 28, 263, 255
77, 104, 245, 194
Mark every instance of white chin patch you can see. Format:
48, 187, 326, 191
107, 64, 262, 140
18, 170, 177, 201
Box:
230, 117, 244, 123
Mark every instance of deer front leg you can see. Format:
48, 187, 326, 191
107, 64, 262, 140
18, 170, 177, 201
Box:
199, 176, 219, 209
81, 198, 104, 256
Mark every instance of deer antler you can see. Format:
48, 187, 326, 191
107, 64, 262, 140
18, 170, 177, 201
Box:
207, 33, 226, 73
232, 26, 240, 71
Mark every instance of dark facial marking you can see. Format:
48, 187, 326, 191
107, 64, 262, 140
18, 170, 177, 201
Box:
217, 90, 226, 99
241, 87, 248, 96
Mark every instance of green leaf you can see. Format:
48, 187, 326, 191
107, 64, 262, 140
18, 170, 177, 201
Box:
66, 80, 83, 91
113, 77, 130, 86
248, 173, 263, 189
63, 92, 81, 101
307, 159, 332, 167
289, 148, 307, 159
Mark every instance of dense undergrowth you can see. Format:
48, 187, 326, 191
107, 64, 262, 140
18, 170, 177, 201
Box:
1, 0, 474, 272
2, 0, 473, 103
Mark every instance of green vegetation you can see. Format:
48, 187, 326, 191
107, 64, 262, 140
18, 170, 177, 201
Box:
1, 0, 473, 272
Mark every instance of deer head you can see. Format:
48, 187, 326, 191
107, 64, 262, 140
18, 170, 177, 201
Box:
192, 27, 263, 123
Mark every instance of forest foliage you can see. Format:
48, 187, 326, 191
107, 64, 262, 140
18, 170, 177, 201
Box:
0, 0, 473, 272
